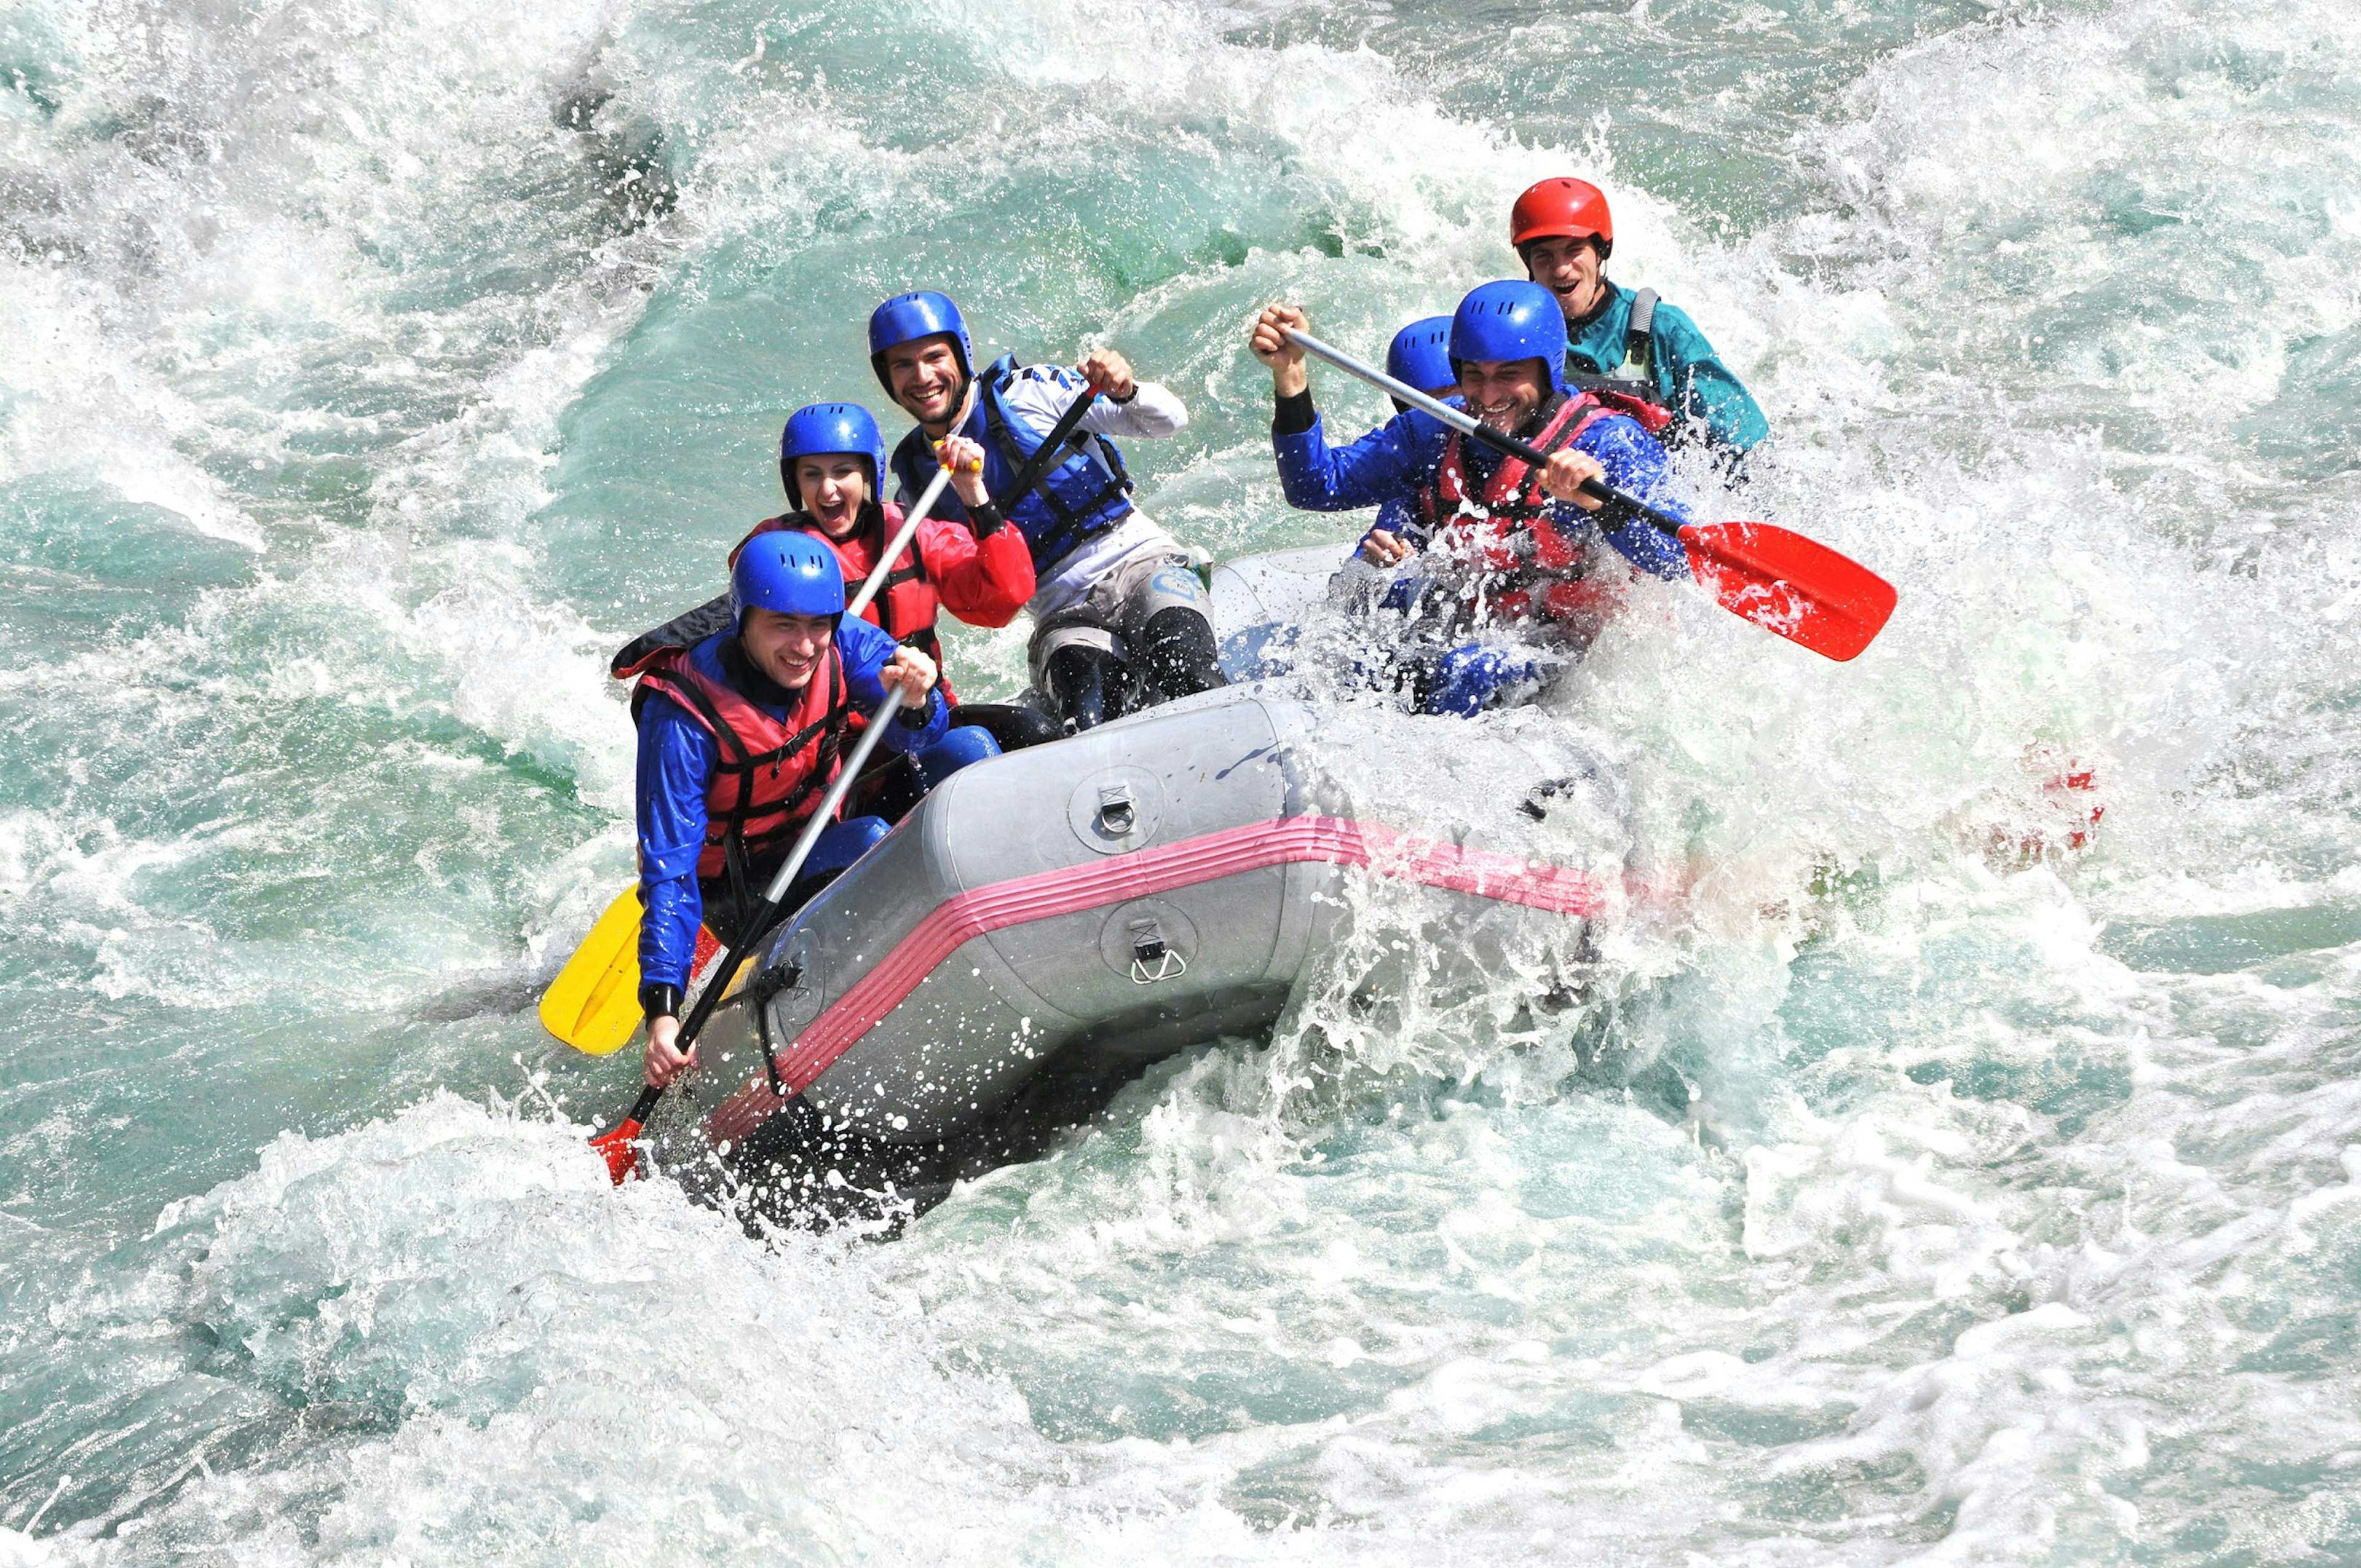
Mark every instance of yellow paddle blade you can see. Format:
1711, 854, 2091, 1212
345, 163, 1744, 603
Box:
538, 889, 646, 1055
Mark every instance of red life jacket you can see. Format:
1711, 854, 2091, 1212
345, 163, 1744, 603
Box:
1416, 393, 1623, 628
742, 505, 955, 706
633, 643, 848, 881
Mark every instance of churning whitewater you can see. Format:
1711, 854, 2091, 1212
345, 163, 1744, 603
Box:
4, 0, 2360, 1560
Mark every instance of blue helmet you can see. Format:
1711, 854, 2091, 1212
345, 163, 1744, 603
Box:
868, 290, 974, 392
1385, 316, 1457, 394
1449, 280, 1567, 394
778, 402, 887, 510
731, 529, 846, 624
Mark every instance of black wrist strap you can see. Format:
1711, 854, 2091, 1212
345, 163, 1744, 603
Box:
640, 983, 682, 1022
969, 500, 1006, 538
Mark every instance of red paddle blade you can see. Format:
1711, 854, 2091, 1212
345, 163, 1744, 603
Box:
1679, 521, 1897, 662
590, 1119, 645, 1186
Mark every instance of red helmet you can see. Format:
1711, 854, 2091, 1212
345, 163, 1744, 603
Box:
1511, 177, 1613, 254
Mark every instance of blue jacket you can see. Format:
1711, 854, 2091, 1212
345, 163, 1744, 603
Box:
634, 619, 946, 990
1277, 400, 1694, 582
1569, 281, 1768, 455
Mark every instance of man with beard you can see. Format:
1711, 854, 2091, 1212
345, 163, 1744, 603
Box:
868, 290, 1220, 732
1513, 176, 1768, 467
1249, 280, 1693, 715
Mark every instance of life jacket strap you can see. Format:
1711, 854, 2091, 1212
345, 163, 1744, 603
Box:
1621, 288, 1658, 380
980, 360, 1132, 566
638, 652, 850, 869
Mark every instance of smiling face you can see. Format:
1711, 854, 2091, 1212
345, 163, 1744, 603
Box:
1522, 234, 1606, 320
1455, 358, 1550, 433
792, 454, 869, 540
883, 335, 967, 430
740, 606, 834, 691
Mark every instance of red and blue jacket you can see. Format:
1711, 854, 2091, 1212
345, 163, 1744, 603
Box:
633, 619, 946, 991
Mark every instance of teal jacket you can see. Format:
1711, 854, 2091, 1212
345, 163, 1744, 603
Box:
1568, 280, 1769, 456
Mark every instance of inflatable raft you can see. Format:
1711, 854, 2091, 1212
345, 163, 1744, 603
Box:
650, 547, 1634, 1224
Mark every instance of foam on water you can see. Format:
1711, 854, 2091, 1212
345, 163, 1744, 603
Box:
5, 0, 2361, 1559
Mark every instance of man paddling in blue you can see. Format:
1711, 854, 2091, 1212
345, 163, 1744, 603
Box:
1512, 177, 1768, 470
867, 290, 1223, 731
1251, 280, 1694, 714
632, 534, 996, 1090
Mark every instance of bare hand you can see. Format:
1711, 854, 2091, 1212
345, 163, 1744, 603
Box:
1249, 305, 1310, 397
644, 1013, 695, 1089
1359, 528, 1417, 568
1076, 349, 1136, 403
880, 645, 938, 705
1539, 449, 1609, 511
935, 434, 989, 506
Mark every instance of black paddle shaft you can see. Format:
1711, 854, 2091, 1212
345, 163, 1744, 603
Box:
611, 914, 759, 1130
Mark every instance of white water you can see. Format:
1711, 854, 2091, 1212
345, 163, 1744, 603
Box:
3, 0, 2359, 1559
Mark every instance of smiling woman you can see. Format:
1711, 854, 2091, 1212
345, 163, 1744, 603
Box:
2, 0, 2359, 1560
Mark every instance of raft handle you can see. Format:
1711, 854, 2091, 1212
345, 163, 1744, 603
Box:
1097, 785, 1137, 837
749, 960, 802, 1096
1129, 919, 1187, 984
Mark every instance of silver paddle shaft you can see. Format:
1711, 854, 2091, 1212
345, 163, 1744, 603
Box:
754, 684, 909, 905
1284, 327, 1489, 444
845, 465, 952, 619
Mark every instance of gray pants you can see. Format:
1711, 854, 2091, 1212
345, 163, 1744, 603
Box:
1026, 550, 1212, 693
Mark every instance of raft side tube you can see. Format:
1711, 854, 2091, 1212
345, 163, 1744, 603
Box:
684, 691, 1335, 1146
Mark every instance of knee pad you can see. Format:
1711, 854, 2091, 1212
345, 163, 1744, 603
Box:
1422, 644, 1540, 718
1137, 606, 1225, 699
912, 726, 1001, 791
1045, 642, 1130, 732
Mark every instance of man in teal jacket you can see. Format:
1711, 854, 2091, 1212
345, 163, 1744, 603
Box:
1512, 176, 1770, 468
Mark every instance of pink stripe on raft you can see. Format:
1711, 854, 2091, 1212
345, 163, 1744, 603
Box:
705, 815, 1605, 1144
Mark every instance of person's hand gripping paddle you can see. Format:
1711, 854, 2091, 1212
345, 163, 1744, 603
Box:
1283, 327, 1897, 662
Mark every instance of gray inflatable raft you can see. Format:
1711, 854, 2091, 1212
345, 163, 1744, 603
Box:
660, 547, 1627, 1218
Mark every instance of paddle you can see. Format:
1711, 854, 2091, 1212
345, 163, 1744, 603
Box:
590, 683, 915, 1185
1284, 327, 1897, 662
849, 462, 957, 619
